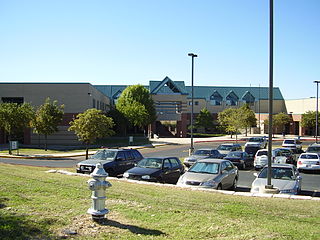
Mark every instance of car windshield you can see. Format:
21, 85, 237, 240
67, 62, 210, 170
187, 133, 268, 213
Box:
217, 145, 233, 151
248, 138, 263, 142
258, 167, 295, 180
307, 146, 320, 153
300, 154, 319, 159
90, 150, 116, 160
279, 149, 291, 156
137, 158, 162, 169
189, 162, 219, 174
226, 152, 241, 158
194, 150, 211, 156
284, 140, 295, 144
257, 151, 268, 156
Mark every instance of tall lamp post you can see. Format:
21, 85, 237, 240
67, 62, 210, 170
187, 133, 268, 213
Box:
188, 53, 198, 155
314, 80, 320, 143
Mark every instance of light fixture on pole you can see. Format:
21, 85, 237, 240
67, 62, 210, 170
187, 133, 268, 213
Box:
188, 53, 198, 156
314, 80, 320, 143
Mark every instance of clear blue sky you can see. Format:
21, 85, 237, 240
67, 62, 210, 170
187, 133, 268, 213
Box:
0, 0, 319, 100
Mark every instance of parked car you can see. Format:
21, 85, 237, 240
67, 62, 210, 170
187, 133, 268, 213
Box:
275, 148, 297, 165
297, 153, 320, 172
123, 157, 184, 184
282, 138, 302, 153
216, 143, 242, 157
306, 143, 320, 154
177, 159, 239, 190
76, 148, 143, 176
223, 151, 253, 169
184, 148, 224, 167
245, 136, 267, 149
253, 149, 287, 170
251, 164, 302, 195
244, 145, 262, 160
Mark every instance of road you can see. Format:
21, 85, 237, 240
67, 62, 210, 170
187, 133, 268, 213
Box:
1, 140, 320, 196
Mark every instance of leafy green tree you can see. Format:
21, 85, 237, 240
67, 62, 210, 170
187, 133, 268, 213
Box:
195, 108, 214, 132
274, 112, 291, 133
107, 108, 128, 136
240, 104, 257, 136
31, 98, 64, 151
0, 103, 34, 154
301, 111, 317, 136
218, 108, 243, 140
116, 85, 156, 134
68, 109, 115, 159
264, 112, 291, 135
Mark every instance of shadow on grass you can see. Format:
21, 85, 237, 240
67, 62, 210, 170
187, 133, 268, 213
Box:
98, 218, 165, 236
0, 198, 56, 240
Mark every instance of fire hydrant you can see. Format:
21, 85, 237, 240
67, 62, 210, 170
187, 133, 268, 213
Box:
87, 163, 112, 221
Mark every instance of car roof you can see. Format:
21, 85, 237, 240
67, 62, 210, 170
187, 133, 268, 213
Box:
195, 148, 217, 151
227, 151, 244, 154
308, 143, 320, 147
197, 158, 227, 163
219, 143, 240, 146
263, 164, 294, 169
300, 152, 319, 156
143, 156, 177, 159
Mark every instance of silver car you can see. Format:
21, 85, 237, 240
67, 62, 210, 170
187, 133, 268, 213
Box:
177, 159, 239, 190
251, 164, 302, 195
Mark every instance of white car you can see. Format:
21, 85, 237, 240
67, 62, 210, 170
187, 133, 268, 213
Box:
245, 137, 267, 149
253, 149, 287, 170
251, 164, 302, 195
297, 153, 320, 171
282, 139, 302, 153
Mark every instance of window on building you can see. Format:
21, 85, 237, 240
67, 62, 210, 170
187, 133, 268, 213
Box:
189, 101, 199, 106
93, 99, 96, 108
210, 91, 222, 106
226, 91, 239, 106
242, 91, 255, 105
1, 97, 24, 104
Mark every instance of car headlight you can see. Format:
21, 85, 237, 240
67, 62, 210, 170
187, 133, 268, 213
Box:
123, 172, 129, 178
200, 180, 218, 187
141, 175, 150, 180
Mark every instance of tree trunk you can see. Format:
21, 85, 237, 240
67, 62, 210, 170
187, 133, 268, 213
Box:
85, 143, 89, 160
45, 134, 48, 151
8, 133, 12, 155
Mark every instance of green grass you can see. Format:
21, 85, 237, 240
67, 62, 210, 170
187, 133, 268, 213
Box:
0, 163, 320, 239
0, 148, 93, 155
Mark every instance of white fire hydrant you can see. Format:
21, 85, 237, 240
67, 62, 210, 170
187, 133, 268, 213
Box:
87, 163, 112, 221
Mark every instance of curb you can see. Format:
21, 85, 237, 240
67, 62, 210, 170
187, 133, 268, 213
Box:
47, 169, 320, 201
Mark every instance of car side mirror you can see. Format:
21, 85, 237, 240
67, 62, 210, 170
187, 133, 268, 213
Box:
163, 166, 169, 170
253, 173, 258, 177
116, 157, 125, 161
297, 176, 302, 180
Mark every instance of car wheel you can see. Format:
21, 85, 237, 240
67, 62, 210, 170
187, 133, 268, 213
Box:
216, 184, 222, 190
231, 178, 238, 190
241, 162, 246, 170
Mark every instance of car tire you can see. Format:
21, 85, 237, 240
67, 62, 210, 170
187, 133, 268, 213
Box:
216, 184, 222, 190
230, 178, 238, 190
105, 168, 116, 177
241, 162, 246, 170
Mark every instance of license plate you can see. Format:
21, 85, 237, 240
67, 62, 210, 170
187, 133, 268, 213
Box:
306, 165, 311, 168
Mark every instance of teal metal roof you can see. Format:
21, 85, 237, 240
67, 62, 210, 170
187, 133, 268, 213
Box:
94, 77, 284, 101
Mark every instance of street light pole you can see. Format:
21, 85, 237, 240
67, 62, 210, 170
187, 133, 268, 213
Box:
266, 0, 274, 190
188, 53, 198, 155
314, 80, 320, 143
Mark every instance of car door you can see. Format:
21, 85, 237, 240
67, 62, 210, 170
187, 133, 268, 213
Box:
162, 158, 176, 183
168, 158, 183, 183
220, 161, 232, 189
115, 151, 127, 174
224, 161, 237, 188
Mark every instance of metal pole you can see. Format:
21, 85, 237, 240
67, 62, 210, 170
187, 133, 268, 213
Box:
259, 84, 261, 134
266, 0, 273, 189
188, 53, 198, 155
315, 81, 320, 143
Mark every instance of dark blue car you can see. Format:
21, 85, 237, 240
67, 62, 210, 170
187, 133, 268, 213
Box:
123, 157, 185, 184
223, 151, 253, 170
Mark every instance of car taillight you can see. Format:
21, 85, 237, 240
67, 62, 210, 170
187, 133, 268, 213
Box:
298, 161, 302, 165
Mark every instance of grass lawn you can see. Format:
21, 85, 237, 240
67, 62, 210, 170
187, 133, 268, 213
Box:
0, 163, 320, 239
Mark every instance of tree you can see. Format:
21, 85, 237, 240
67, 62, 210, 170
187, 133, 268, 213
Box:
301, 111, 317, 136
195, 108, 214, 132
68, 109, 115, 159
218, 108, 242, 140
107, 108, 128, 136
263, 112, 291, 136
0, 103, 34, 154
273, 112, 291, 134
31, 98, 64, 151
116, 85, 156, 133
240, 104, 257, 136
